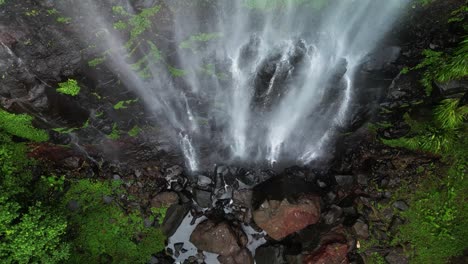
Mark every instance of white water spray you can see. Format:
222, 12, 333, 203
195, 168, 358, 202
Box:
58, 0, 407, 170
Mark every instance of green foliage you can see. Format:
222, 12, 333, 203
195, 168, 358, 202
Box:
448, 5, 468, 23
0, 114, 69, 263
393, 159, 467, 264
46, 8, 58, 15
64, 179, 166, 263
383, 99, 467, 155
56, 79, 81, 96
244, 0, 328, 10
24, 9, 39, 17
124, 5, 161, 48
128, 125, 141, 137
0, 109, 48, 142
408, 36, 468, 95
0, 0, 5, 6
180, 32, 222, 51
113, 98, 138, 110
52, 118, 90, 134
56, 16, 71, 24
112, 5, 130, 16
0, 204, 70, 264
383, 99, 468, 263
150, 207, 168, 225
88, 56, 106, 67
113, 20, 128, 30
168, 65, 187, 77
107, 123, 121, 140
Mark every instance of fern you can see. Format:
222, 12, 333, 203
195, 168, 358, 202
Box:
434, 99, 468, 130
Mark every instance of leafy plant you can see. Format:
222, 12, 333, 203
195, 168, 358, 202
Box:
107, 123, 120, 140
113, 98, 138, 110
56, 79, 81, 96
128, 125, 141, 137
168, 65, 187, 77
88, 56, 106, 67
180, 32, 222, 51
0, 203, 70, 264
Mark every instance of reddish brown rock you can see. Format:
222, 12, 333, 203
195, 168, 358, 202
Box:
190, 220, 247, 256
303, 243, 349, 264
218, 248, 254, 264
253, 195, 321, 240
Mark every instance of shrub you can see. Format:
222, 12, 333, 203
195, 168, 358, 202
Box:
64, 179, 166, 263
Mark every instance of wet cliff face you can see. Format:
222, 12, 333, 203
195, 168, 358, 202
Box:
0, 0, 467, 263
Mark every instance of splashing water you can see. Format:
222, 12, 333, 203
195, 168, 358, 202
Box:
58, 0, 408, 170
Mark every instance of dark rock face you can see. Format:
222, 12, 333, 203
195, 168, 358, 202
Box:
255, 245, 287, 264
252, 39, 309, 111
253, 195, 321, 240
435, 79, 468, 98
0, 2, 83, 113
189, 220, 248, 256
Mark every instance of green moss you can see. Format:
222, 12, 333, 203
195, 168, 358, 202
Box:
56, 79, 80, 96
64, 179, 166, 263
383, 98, 468, 263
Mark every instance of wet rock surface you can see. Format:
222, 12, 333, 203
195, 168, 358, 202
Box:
253, 195, 321, 240
189, 220, 247, 256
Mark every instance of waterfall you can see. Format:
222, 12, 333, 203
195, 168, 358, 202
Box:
58, 0, 408, 170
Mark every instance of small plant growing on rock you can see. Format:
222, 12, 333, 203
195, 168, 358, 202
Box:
56, 79, 80, 96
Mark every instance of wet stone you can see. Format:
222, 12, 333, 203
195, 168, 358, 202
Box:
193, 188, 212, 208
197, 175, 212, 187
393, 200, 409, 211
335, 175, 354, 186
352, 220, 369, 239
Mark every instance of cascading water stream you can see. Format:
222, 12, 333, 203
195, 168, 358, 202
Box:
58, 0, 408, 171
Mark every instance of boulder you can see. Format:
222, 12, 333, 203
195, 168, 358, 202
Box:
253, 195, 321, 240
352, 220, 369, 239
434, 79, 468, 97
193, 188, 212, 208
303, 243, 349, 264
218, 248, 254, 264
190, 220, 247, 256
161, 203, 190, 237
151, 192, 179, 208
